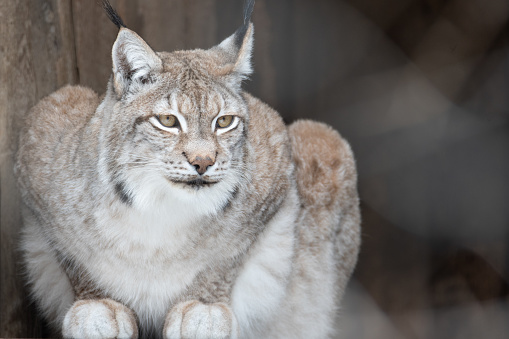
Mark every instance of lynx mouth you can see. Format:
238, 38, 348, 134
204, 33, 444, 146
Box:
186, 179, 218, 187
169, 178, 219, 188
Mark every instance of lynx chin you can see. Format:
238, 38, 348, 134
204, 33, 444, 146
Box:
15, 0, 360, 338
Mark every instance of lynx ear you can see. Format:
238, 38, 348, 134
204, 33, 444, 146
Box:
213, 0, 255, 89
112, 28, 162, 96
217, 23, 254, 77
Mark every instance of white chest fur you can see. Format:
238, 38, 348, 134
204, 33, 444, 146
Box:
79, 180, 233, 327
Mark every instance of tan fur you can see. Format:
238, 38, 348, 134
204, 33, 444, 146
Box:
289, 120, 361, 300
15, 8, 360, 339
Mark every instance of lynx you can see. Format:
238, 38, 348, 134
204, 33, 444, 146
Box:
15, 1, 360, 338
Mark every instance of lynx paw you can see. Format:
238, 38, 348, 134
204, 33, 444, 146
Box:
163, 301, 238, 339
62, 299, 138, 338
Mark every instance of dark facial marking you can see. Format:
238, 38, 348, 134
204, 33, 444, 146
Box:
114, 181, 133, 205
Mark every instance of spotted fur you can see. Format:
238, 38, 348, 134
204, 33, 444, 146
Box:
15, 2, 360, 338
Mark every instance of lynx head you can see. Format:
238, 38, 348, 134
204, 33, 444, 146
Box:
99, 0, 255, 216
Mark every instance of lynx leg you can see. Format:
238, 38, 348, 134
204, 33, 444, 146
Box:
62, 299, 138, 339
20, 208, 75, 329
163, 300, 238, 339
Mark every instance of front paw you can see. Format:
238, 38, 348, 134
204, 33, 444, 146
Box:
163, 300, 238, 339
62, 299, 138, 338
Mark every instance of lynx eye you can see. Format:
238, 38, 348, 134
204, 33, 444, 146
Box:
216, 115, 234, 129
158, 114, 179, 128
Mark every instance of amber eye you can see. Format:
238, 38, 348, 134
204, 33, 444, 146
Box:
216, 115, 234, 129
158, 115, 178, 128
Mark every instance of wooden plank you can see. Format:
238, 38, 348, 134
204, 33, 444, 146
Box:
72, 0, 118, 94
123, 0, 187, 52
0, 0, 78, 337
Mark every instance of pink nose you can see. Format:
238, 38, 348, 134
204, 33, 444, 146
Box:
190, 156, 214, 175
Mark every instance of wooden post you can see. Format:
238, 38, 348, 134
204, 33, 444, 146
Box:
0, 0, 77, 336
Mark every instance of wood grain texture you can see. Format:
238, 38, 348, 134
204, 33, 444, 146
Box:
71, 0, 118, 94
0, 0, 77, 337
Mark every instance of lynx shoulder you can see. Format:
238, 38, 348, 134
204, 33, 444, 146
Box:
15, 1, 360, 338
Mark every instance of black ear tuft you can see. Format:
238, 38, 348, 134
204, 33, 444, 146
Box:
243, 0, 255, 25
234, 0, 255, 48
102, 0, 126, 29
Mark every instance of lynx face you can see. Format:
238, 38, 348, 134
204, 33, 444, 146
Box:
137, 88, 247, 187
101, 27, 254, 216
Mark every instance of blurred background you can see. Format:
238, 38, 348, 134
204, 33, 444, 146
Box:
1, 0, 508, 338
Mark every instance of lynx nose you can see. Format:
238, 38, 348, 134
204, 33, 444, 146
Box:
190, 156, 215, 175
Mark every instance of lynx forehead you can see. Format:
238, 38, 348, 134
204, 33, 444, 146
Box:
15, 0, 361, 338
